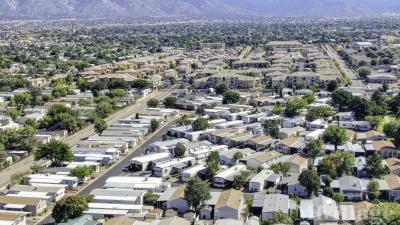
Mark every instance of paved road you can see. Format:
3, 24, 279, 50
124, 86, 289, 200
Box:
39, 121, 177, 225
324, 44, 366, 87
0, 91, 170, 189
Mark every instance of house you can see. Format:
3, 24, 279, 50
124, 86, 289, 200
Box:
279, 127, 306, 139
0, 196, 47, 216
86, 189, 144, 217
157, 186, 189, 214
214, 189, 244, 220
383, 174, 400, 201
282, 116, 306, 128
330, 176, 389, 201
275, 137, 305, 154
385, 158, 400, 175
181, 164, 206, 182
28, 174, 78, 190
305, 129, 325, 141
153, 157, 194, 177
189, 145, 228, 162
261, 194, 296, 221
151, 216, 190, 225
199, 192, 222, 220
0, 212, 27, 225
367, 73, 398, 84
148, 139, 190, 153
104, 176, 167, 192
248, 170, 281, 192
352, 201, 374, 225
220, 148, 255, 165
248, 135, 277, 151
285, 154, 308, 173
130, 152, 171, 172
335, 112, 355, 122
357, 130, 386, 143
224, 132, 254, 148
213, 164, 247, 188
243, 150, 283, 169
8, 185, 65, 202
306, 119, 328, 131
365, 140, 397, 158
208, 128, 241, 144
300, 196, 339, 225
242, 113, 268, 124
104, 216, 136, 225
281, 173, 308, 198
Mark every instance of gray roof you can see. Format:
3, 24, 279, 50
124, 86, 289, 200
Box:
300, 196, 339, 221
262, 194, 290, 214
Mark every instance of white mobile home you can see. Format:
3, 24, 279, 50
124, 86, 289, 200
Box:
181, 164, 207, 182
130, 152, 171, 171
213, 164, 246, 188
104, 176, 168, 192
28, 174, 78, 190
153, 157, 195, 177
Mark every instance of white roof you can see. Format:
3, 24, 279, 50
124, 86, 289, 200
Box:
214, 164, 246, 179
84, 208, 129, 215
340, 204, 355, 221
131, 152, 170, 163
88, 203, 142, 210
155, 157, 194, 169
105, 176, 162, 185
182, 164, 206, 175
3, 204, 25, 209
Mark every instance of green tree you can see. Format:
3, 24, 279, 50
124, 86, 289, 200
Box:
272, 105, 284, 115
332, 89, 353, 111
263, 119, 281, 138
34, 140, 73, 166
95, 102, 113, 119
232, 171, 251, 189
94, 118, 108, 134
223, 90, 240, 104
206, 151, 220, 179
215, 83, 229, 95
12, 92, 32, 109
365, 116, 383, 130
192, 118, 209, 131
164, 96, 177, 108
327, 80, 338, 92
147, 98, 160, 108
174, 143, 186, 158
306, 139, 322, 161
350, 96, 372, 120
184, 177, 211, 215
307, 106, 332, 121
299, 169, 320, 197
366, 154, 389, 178
358, 66, 372, 78
150, 119, 160, 132
233, 151, 244, 161
132, 79, 149, 89
270, 162, 291, 176
383, 120, 400, 138
303, 93, 315, 104
368, 180, 380, 201
143, 192, 160, 206
323, 125, 349, 151
318, 151, 355, 178
52, 195, 92, 223
364, 203, 400, 225
108, 88, 127, 98
6, 108, 21, 121
285, 98, 307, 117
70, 166, 93, 180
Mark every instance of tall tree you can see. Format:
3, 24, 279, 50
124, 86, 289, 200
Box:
192, 118, 209, 131
365, 154, 389, 178
184, 177, 211, 215
52, 195, 92, 223
94, 118, 108, 134
263, 119, 281, 138
34, 140, 73, 166
174, 143, 186, 158
323, 125, 349, 151
299, 169, 320, 197
332, 89, 353, 111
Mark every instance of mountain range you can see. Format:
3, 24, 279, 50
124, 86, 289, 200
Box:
1, 0, 400, 20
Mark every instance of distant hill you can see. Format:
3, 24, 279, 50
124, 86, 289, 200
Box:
0, 0, 400, 20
